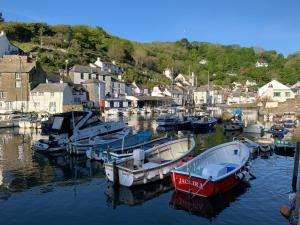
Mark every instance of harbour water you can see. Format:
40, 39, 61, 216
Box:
0, 112, 296, 225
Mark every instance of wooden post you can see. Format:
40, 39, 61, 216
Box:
112, 160, 119, 186
292, 142, 300, 191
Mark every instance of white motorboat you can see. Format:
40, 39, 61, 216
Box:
0, 113, 30, 128
35, 111, 126, 153
104, 137, 195, 187
69, 111, 126, 142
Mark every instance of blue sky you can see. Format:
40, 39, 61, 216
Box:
1, 0, 300, 56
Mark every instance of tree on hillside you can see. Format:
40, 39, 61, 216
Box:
107, 42, 125, 63
133, 48, 147, 67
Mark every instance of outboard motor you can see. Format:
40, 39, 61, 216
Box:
133, 149, 145, 169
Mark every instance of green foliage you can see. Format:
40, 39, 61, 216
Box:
1, 21, 299, 86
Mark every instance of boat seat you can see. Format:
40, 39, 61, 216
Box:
202, 164, 227, 179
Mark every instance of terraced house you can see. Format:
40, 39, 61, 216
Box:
0, 55, 46, 113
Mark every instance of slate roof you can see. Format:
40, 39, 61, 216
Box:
69, 65, 110, 75
0, 62, 35, 73
31, 83, 68, 92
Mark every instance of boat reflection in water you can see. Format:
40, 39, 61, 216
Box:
169, 181, 250, 220
274, 148, 295, 157
105, 178, 173, 208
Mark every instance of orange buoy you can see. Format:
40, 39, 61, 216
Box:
280, 206, 290, 219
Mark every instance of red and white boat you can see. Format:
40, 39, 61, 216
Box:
171, 141, 251, 197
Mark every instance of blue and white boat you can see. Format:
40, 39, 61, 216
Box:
93, 129, 152, 152
267, 125, 288, 136
191, 116, 217, 130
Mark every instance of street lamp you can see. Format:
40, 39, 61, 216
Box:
65, 59, 69, 76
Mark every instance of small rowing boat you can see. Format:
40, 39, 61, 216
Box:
104, 137, 195, 187
171, 141, 251, 197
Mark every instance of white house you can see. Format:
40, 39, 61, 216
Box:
175, 73, 195, 86
163, 68, 175, 79
194, 87, 207, 105
90, 57, 121, 74
29, 83, 86, 113
246, 80, 257, 87
255, 60, 268, 68
227, 92, 256, 105
258, 80, 295, 102
0, 31, 19, 57
131, 82, 149, 96
69, 65, 125, 97
151, 86, 167, 97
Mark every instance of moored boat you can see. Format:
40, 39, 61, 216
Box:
256, 137, 274, 152
191, 116, 217, 131
104, 137, 195, 187
171, 141, 251, 197
224, 119, 243, 131
156, 114, 179, 126
68, 127, 131, 155
87, 135, 170, 162
266, 125, 288, 136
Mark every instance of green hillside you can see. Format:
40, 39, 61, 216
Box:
1, 21, 300, 87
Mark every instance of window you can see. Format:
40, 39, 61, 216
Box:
285, 92, 291, 97
103, 76, 106, 81
38, 92, 44, 96
89, 74, 92, 79
34, 102, 40, 107
80, 73, 84, 79
49, 102, 56, 107
50, 92, 54, 97
0, 92, 7, 99
16, 80, 21, 88
31, 92, 37, 96
15, 72, 21, 80
74, 97, 81, 103
273, 92, 281, 97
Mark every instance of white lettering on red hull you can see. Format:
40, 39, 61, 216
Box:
178, 177, 204, 189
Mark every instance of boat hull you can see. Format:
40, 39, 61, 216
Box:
191, 122, 216, 130
105, 138, 195, 187
171, 170, 245, 197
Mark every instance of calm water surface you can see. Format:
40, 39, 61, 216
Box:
0, 113, 295, 225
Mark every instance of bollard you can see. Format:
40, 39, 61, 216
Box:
292, 142, 300, 191
112, 160, 119, 186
